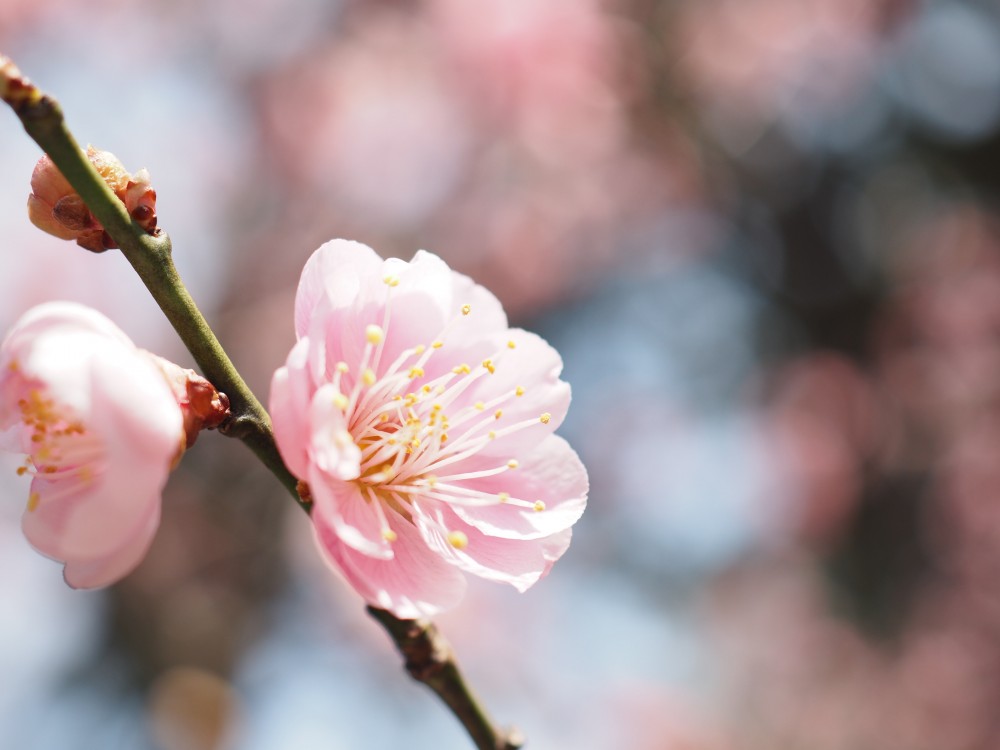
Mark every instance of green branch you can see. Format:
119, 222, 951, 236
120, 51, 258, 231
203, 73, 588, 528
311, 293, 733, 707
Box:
2, 54, 521, 750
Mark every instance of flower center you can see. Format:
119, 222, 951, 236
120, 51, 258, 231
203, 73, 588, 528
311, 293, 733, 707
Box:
13, 384, 102, 511
325, 281, 551, 544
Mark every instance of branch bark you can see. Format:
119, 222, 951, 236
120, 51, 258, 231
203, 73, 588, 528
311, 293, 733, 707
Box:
2, 53, 521, 750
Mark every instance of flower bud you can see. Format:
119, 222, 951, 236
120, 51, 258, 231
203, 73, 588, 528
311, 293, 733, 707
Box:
147, 355, 231, 448
27, 146, 158, 252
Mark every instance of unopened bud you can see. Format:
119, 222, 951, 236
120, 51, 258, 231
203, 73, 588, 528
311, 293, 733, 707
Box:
147, 354, 230, 448
27, 146, 158, 252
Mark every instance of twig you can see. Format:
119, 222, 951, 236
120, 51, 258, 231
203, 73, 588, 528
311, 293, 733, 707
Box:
2, 53, 521, 750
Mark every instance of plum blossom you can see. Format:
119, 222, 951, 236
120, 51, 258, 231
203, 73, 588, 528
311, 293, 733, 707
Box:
0, 302, 188, 588
271, 240, 588, 618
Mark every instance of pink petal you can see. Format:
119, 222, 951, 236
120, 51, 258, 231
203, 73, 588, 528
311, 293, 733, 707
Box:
62, 500, 161, 589
315, 510, 466, 619
414, 501, 572, 592
307, 384, 361, 480
310, 467, 392, 560
460, 328, 571, 458
269, 338, 314, 479
295, 239, 384, 339
452, 435, 588, 540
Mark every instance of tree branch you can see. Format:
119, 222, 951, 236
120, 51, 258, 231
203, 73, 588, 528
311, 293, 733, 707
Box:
2, 54, 521, 750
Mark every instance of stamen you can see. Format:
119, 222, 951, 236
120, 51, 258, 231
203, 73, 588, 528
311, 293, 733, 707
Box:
366, 325, 384, 345
448, 530, 469, 549
540, 413, 551, 424
461, 304, 471, 316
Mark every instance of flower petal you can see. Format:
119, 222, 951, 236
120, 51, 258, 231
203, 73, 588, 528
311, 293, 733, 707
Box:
295, 239, 384, 339
311, 469, 392, 560
316, 510, 466, 619
451, 435, 588, 540
62, 500, 160, 589
414, 501, 572, 592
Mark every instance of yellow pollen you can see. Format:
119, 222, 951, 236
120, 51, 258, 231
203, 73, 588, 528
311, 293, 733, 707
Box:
498, 492, 510, 503
42, 466, 57, 474
379, 413, 389, 422
392, 394, 403, 401
494, 409, 503, 420
366, 324, 385, 345
488, 431, 496, 440
362, 368, 376, 386
448, 530, 469, 549
440, 433, 449, 443
336, 361, 349, 373
507, 340, 516, 349
426, 475, 438, 488
15, 466, 27, 476
540, 412, 551, 424
30, 434, 43, 443
422, 385, 432, 394
405, 393, 419, 407
482, 359, 496, 374
26, 492, 40, 512
382, 529, 398, 542
432, 340, 444, 349
507, 459, 519, 469
414, 344, 426, 355
8, 361, 18, 372
515, 386, 525, 397
388, 438, 398, 445
461, 304, 471, 316
475, 402, 485, 411
383, 275, 400, 287
333, 392, 349, 410
408, 367, 425, 379
432, 403, 443, 412
533, 501, 546, 512
410, 438, 420, 448
452, 364, 471, 375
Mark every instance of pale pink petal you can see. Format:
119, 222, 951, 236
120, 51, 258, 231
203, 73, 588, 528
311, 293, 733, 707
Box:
414, 501, 572, 591
295, 239, 384, 339
308, 384, 362, 480
270, 338, 315, 479
463, 328, 571, 458
452, 435, 588, 540
62, 501, 161, 589
316, 510, 467, 619
310, 466, 392, 560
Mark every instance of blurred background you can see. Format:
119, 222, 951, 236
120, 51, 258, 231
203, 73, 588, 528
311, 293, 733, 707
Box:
3, 0, 1000, 747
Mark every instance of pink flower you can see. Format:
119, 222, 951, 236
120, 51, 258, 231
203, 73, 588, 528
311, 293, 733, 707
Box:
0, 302, 185, 588
271, 239, 588, 618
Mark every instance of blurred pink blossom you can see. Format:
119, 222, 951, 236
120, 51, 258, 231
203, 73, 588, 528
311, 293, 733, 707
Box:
0, 302, 184, 588
270, 239, 587, 618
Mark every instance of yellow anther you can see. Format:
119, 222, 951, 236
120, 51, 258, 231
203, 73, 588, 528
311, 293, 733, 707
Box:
388, 438, 398, 445
8, 361, 18, 372
448, 530, 469, 549
533, 501, 546, 512
494, 410, 503, 420
336, 361, 349, 373
515, 385, 525, 397
498, 492, 510, 503
475, 402, 485, 411
42, 466, 57, 474
333, 392, 349, 410
362, 368, 376, 386
382, 529, 398, 543
15, 466, 27, 476
383, 275, 400, 287
422, 385, 432, 393
366, 324, 385, 345
507, 459, 519, 469
379, 413, 389, 422
432, 340, 444, 349
461, 304, 471, 316
482, 359, 496, 374
540, 412, 551, 424
426, 475, 438, 488
488, 431, 497, 439
405, 394, 419, 407
410, 438, 421, 448
27, 492, 40, 513
440, 433, 449, 443
408, 367, 425, 379
414, 344, 426, 355
392, 394, 403, 401
507, 340, 516, 349
452, 364, 471, 375
432, 403, 443, 412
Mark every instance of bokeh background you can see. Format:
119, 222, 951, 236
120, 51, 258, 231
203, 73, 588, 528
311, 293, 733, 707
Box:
3, 0, 1000, 747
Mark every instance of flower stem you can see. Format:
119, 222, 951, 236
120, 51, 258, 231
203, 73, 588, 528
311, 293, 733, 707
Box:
2, 54, 521, 750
